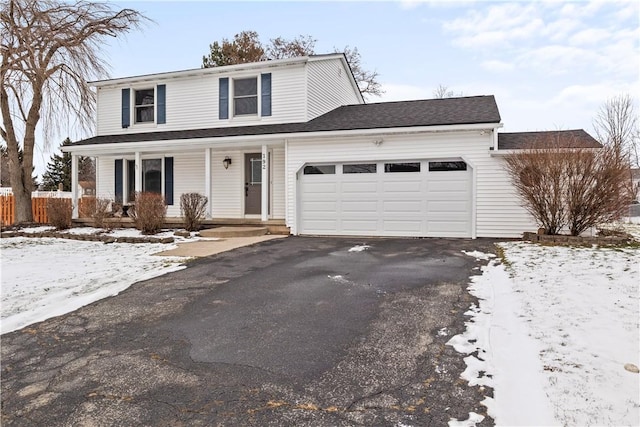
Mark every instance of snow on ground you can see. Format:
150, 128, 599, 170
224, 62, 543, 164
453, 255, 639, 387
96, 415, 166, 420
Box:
348, 244, 370, 252
451, 242, 640, 427
1, 228, 193, 334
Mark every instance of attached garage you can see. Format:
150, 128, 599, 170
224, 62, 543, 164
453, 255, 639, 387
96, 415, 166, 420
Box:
298, 159, 472, 237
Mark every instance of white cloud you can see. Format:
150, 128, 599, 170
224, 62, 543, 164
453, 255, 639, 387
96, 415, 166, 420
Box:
378, 83, 434, 102
569, 28, 611, 46
481, 60, 515, 72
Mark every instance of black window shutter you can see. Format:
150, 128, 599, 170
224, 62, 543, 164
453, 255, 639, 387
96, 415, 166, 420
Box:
219, 78, 229, 120
261, 73, 272, 116
121, 89, 130, 128
115, 159, 123, 202
164, 157, 174, 205
157, 84, 166, 124
127, 160, 135, 202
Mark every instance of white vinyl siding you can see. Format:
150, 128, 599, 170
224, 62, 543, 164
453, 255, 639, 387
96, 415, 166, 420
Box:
96, 64, 307, 136
271, 147, 286, 218
96, 156, 116, 200
286, 131, 537, 238
167, 152, 205, 217
211, 150, 243, 217
306, 59, 363, 120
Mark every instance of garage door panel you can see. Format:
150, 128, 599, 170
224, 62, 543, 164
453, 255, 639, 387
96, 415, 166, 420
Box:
383, 181, 421, 192
301, 201, 337, 212
428, 201, 469, 212
341, 181, 378, 193
383, 200, 422, 213
341, 219, 379, 232
383, 220, 422, 233
342, 200, 378, 212
427, 220, 470, 233
304, 182, 338, 193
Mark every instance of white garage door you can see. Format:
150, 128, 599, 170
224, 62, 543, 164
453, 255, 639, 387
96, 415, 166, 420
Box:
298, 160, 472, 237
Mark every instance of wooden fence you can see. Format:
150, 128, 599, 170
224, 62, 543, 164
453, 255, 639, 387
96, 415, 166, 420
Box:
0, 195, 94, 226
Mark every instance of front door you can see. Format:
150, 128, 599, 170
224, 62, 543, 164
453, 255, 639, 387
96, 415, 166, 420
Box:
244, 153, 262, 215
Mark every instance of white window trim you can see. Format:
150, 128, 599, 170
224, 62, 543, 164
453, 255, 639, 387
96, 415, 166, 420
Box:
132, 86, 157, 126
230, 76, 261, 120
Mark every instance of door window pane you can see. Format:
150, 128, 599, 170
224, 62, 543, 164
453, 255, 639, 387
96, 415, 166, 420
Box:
343, 163, 377, 174
429, 161, 467, 172
303, 165, 336, 175
384, 162, 420, 173
250, 158, 262, 184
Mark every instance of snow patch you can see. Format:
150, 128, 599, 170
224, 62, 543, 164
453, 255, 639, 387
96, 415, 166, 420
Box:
451, 242, 639, 426
1, 233, 189, 334
327, 275, 351, 285
461, 250, 495, 260
448, 412, 484, 427
348, 244, 370, 252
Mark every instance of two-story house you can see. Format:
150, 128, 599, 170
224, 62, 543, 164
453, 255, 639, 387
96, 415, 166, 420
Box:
64, 53, 600, 238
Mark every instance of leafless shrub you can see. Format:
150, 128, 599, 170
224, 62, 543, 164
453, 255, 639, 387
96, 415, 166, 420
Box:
128, 192, 166, 234
180, 193, 208, 232
46, 198, 72, 230
81, 197, 112, 228
564, 146, 631, 235
505, 135, 632, 235
504, 144, 568, 235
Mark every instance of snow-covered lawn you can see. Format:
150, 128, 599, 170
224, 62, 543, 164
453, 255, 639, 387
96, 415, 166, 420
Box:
454, 239, 640, 426
1, 227, 192, 334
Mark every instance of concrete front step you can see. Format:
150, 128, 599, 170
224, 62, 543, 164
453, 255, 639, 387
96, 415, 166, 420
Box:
199, 226, 268, 238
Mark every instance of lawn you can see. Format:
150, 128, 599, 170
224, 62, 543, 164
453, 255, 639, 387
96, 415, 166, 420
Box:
1, 227, 190, 334
453, 225, 640, 426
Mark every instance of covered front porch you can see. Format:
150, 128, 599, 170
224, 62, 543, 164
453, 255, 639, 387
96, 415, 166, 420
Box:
65, 137, 287, 227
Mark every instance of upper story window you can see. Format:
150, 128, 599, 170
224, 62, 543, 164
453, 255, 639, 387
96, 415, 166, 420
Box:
134, 89, 155, 123
233, 77, 258, 116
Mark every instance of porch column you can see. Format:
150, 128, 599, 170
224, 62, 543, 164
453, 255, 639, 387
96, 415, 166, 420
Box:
204, 148, 212, 219
261, 144, 269, 221
134, 151, 142, 195
71, 154, 79, 219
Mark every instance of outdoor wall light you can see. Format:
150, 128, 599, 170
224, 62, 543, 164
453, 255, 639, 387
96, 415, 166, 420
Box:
223, 156, 232, 169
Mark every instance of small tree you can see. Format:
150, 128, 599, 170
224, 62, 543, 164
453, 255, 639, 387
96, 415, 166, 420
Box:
46, 198, 72, 230
41, 138, 95, 191
433, 84, 463, 99
180, 193, 208, 232
505, 134, 632, 236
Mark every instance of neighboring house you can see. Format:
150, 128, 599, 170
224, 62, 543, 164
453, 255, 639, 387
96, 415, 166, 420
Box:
631, 168, 640, 203
78, 181, 96, 196
63, 53, 599, 238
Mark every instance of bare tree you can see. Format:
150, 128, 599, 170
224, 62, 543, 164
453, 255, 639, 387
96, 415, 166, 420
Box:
593, 94, 639, 167
202, 30, 382, 98
336, 45, 382, 99
433, 84, 463, 99
504, 133, 631, 235
267, 35, 316, 60
0, 0, 146, 223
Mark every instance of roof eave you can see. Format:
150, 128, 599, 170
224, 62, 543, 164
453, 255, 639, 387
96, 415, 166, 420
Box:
90, 56, 312, 88
63, 122, 502, 154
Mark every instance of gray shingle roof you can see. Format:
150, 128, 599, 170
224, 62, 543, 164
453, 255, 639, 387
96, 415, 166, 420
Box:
72, 96, 501, 146
497, 129, 601, 150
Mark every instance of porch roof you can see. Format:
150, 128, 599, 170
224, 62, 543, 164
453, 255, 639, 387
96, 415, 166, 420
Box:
71, 95, 501, 146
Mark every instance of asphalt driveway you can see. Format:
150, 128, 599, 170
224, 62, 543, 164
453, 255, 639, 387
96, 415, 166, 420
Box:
1, 237, 498, 426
